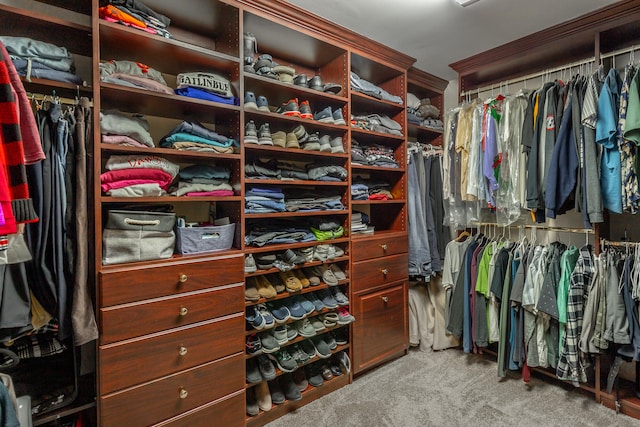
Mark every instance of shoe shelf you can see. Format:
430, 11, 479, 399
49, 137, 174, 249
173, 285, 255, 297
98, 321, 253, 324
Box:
245, 73, 348, 105
243, 178, 348, 187
245, 372, 350, 427
243, 144, 348, 159
99, 10, 240, 75
100, 144, 241, 161
244, 280, 350, 305
244, 323, 350, 360
350, 91, 406, 115
245, 258, 350, 278
244, 238, 350, 254
244, 109, 348, 131
350, 127, 406, 142
244, 307, 349, 337
244, 343, 351, 388
100, 83, 241, 123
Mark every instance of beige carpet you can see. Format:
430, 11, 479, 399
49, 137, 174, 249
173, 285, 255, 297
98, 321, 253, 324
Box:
265, 348, 640, 427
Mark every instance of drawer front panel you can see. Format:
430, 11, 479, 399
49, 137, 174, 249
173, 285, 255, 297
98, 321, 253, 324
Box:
351, 234, 407, 262
351, 253, 408, 293
100, 254, 243, 306
154, 390, 245, 427
100, 353, 244, 427
99, 314, 244, 394
352, 283, 407, 372
100, 282, 244, 344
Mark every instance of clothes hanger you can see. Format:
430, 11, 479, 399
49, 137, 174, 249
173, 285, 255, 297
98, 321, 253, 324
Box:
456, 230, 470, 242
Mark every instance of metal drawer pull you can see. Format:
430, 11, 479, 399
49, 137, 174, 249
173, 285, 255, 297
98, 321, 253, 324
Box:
380, 244, 388, 251
179, 388, 188, 399
179, 274, 188, 283
179, 307, 188, 316
179, 346, 188, 356
381, 296, 389, 303
380, 268, 388, 275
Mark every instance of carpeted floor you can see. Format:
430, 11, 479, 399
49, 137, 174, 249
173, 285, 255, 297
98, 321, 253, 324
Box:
265, 348, 640, 427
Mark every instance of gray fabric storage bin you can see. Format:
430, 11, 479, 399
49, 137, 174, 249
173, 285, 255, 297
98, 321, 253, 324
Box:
175, 223, 235, 255
102, 210, 176, 265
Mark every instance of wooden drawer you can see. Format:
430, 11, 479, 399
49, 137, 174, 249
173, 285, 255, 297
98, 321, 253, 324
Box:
351, 233, 407, 262
154, 390, 244, 427
100, 253, 243, 306
99, 314, 244, 395
100, 353, 244, 427
100, 282, 244, 344
351, 253, 408, 293
352, 282, 407, 374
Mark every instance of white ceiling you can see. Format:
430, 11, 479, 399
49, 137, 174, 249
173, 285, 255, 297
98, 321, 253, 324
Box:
286, 0, 620, 81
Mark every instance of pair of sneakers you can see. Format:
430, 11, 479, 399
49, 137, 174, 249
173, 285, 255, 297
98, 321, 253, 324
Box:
276, 98, 313, 119
244, 91, 270, 112
313, 106, 346, 125
244, 120, 273, 145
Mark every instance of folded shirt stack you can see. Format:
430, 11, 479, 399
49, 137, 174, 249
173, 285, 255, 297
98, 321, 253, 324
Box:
175, 71, 238, 105
351, 183, 369, 200
100, 109, 155, 148
350, 140, 368, 166
310, 217, 344, 241
245, 186, 285, 214
284, 190, 345, 212
350, 71, 402, 104
100, 60, 173, 94
101, 154, 179, 197
98, 0, 173, 39
407, 92, 442, 129
245, 158, 281, 180
354, 177, 393, 201
277, 160, 309, 180
0, 36, 83, 85
244, 220, 316, 247
172, 164, 233, 197
364, 144, 398, 168
306, 164, 348, 182
350, 114, 403, 136
159, 120, 237, 154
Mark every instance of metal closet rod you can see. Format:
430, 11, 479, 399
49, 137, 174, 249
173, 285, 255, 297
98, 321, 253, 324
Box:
469, 222, 594, 235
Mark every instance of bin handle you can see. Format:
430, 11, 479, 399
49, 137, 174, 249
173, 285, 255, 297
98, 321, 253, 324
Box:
124, 218, 160, 226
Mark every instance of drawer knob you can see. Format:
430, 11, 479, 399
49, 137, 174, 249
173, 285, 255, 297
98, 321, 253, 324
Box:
179, 346, 188, 356
380, 268, 388, 275
179, 388, 188, 399
179, 307, 188, 316
381, 296, 389, 303
380, 244, 388, 251
179, 274, 188, 283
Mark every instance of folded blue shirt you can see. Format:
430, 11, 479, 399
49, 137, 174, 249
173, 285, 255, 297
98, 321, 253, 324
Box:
175, 86, 238, 105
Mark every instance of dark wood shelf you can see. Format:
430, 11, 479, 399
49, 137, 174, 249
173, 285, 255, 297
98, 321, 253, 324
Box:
351, 164, 405, 173
244, 308, 350, 337
351, 91, 405, 113
245, 73, 348, 106
244, 143, 348, 159
100, 144, 240, 161
244, 279, 350, 307
244, 178, 348, 187
244, 109, 349, 132
99, 20, 240, 75
352, 199, 406, 205
99, 83, 241, 123
245, 324, 350, 358
350, 127, 405, 143
245, 365, 350, 427
244, 238, 350, 255
407, 123, 444, 142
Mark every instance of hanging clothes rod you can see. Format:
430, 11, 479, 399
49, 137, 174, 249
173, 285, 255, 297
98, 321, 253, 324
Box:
470, 222, 594, 234
459, 56, 596, 98
26, 91, 92, 107
600, 44, 638, 60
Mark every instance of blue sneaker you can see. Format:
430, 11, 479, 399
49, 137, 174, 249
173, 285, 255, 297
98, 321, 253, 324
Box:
256, 303, 275, 329
313, 106, 334, 123
295, 295, 315, 315
257, 95, 270, 112
315, 289, 338, 309
283, 298, 307, 320
246, 305, 265, 330
305, 292, 325, 312
332, 108, 346, 126
245, 91, 258, 110
266, 301, 291, 324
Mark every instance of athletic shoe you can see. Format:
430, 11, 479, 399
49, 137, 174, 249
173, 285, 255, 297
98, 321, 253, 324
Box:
246, 334, 263, 356
257, 354, 277, 381
336, 351, 351, 373
313, 106, 334, 123
306, 363, 324, 387
245, 91, 258, 110
259, 330, 280, 353
266, 301, 291, 324
301, 132, 320, 151
293, 367, 309, 391
258, 123, 273, 145
285, 132, 300, 149
245, 254, 257, 273
299, 339, 317, 360
294, 295, 315, 315
306, 292, 325, 312
315, 289, 338, 309
286, 324, 298, 341
271, 130, 286, 148
268, 379, 285, 404
246, 358, 263, 384
309, 316, 327, 333
244, 120, 259, 144
322, 312, 339, 328
331, 286, 349, 306
256, 380, 272, 412
337, 306, 355, 325
268, 349, 298, 373
292, 124, 309, 143
273, 325, 289, 345
246, 305, 265, 330
333, 327, 348, 345
280, 373, 302, 400
329, 355, 343, 376
295, 318, 316, 338
310, 336, 332, 359
299, 100, 313, 119
290, 344, 310, 366
257, 95, 270, 112
282, 298, 306, 321
246, 387, 259, 416
256, 304, 275, 329
332, 108, 346, 125
324, 331, 337, 350
276, 98, 300, 117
